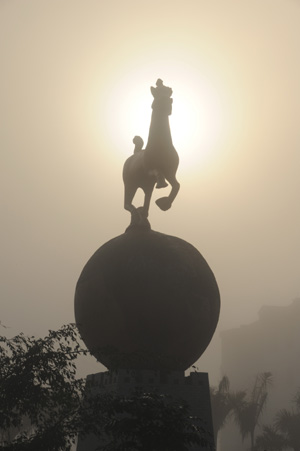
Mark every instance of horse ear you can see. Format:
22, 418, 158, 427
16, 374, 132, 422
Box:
150, 86, 157, 98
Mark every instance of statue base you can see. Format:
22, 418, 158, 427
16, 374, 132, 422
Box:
76, 369, 215, 451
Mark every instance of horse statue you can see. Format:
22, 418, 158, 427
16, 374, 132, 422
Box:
123, 79, 180, 226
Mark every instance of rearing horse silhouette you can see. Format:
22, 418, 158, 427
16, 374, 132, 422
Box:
123, 79, 180, 223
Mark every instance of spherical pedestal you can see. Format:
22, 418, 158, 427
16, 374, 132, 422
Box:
75, 228, 220, 371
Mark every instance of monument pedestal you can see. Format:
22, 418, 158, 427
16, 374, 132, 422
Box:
77, 369, 215, 451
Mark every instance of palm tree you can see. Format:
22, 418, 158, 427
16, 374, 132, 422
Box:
274, 390, 300, 451
210, 376, 231, 445
210, 375, 245, 448
255, 424, 287, 451
233, 371, 272, 451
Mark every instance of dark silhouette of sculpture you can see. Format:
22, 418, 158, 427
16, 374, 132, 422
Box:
75, 78, 219, 450
123, 79, 180, 224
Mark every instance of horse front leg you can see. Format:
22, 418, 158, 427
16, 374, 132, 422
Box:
155, 173, 180, 211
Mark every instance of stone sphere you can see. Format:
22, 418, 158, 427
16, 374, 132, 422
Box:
74, 228, 220, 371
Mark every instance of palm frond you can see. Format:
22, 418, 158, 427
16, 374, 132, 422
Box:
218, 376, 230, 394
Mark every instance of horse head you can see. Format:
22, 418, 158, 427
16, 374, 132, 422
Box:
150, 79, 173, 116
151, 96, 173, 116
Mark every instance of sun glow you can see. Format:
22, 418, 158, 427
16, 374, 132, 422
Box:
101, 64, 227, 175
168, 81, 225, 172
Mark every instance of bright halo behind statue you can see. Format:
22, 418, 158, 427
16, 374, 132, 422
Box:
101, 67, 226, 174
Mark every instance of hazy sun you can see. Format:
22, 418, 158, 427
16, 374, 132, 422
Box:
101, 63, 226, 175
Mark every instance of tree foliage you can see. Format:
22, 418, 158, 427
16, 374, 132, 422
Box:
210, 375, 231, 440
0, 324, 211, 451
0, 323, 88, 450
255, 425, 287, 451
255, 389, 300, 451
210, 375, 245, 445
273, 390, 300, 451
87, 390, 212, 451
233, 371, 272, 451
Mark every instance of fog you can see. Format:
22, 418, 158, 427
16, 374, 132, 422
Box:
1, 0, 299, 384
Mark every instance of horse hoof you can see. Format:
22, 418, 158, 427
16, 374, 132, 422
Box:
127, 208, 151, 231
156, 197, 172, 211
135, 207, 149, 222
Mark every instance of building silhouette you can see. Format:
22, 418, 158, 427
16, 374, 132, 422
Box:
220, 298, 300, 450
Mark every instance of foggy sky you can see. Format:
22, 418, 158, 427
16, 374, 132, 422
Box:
1, 0, 300, 382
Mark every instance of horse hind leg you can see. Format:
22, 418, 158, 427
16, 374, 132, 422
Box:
156, 173, 180, 211
156, 172, 168, 189
124, 184, 148, 229
124, 184, 137, 214
142, 184, 155, 218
